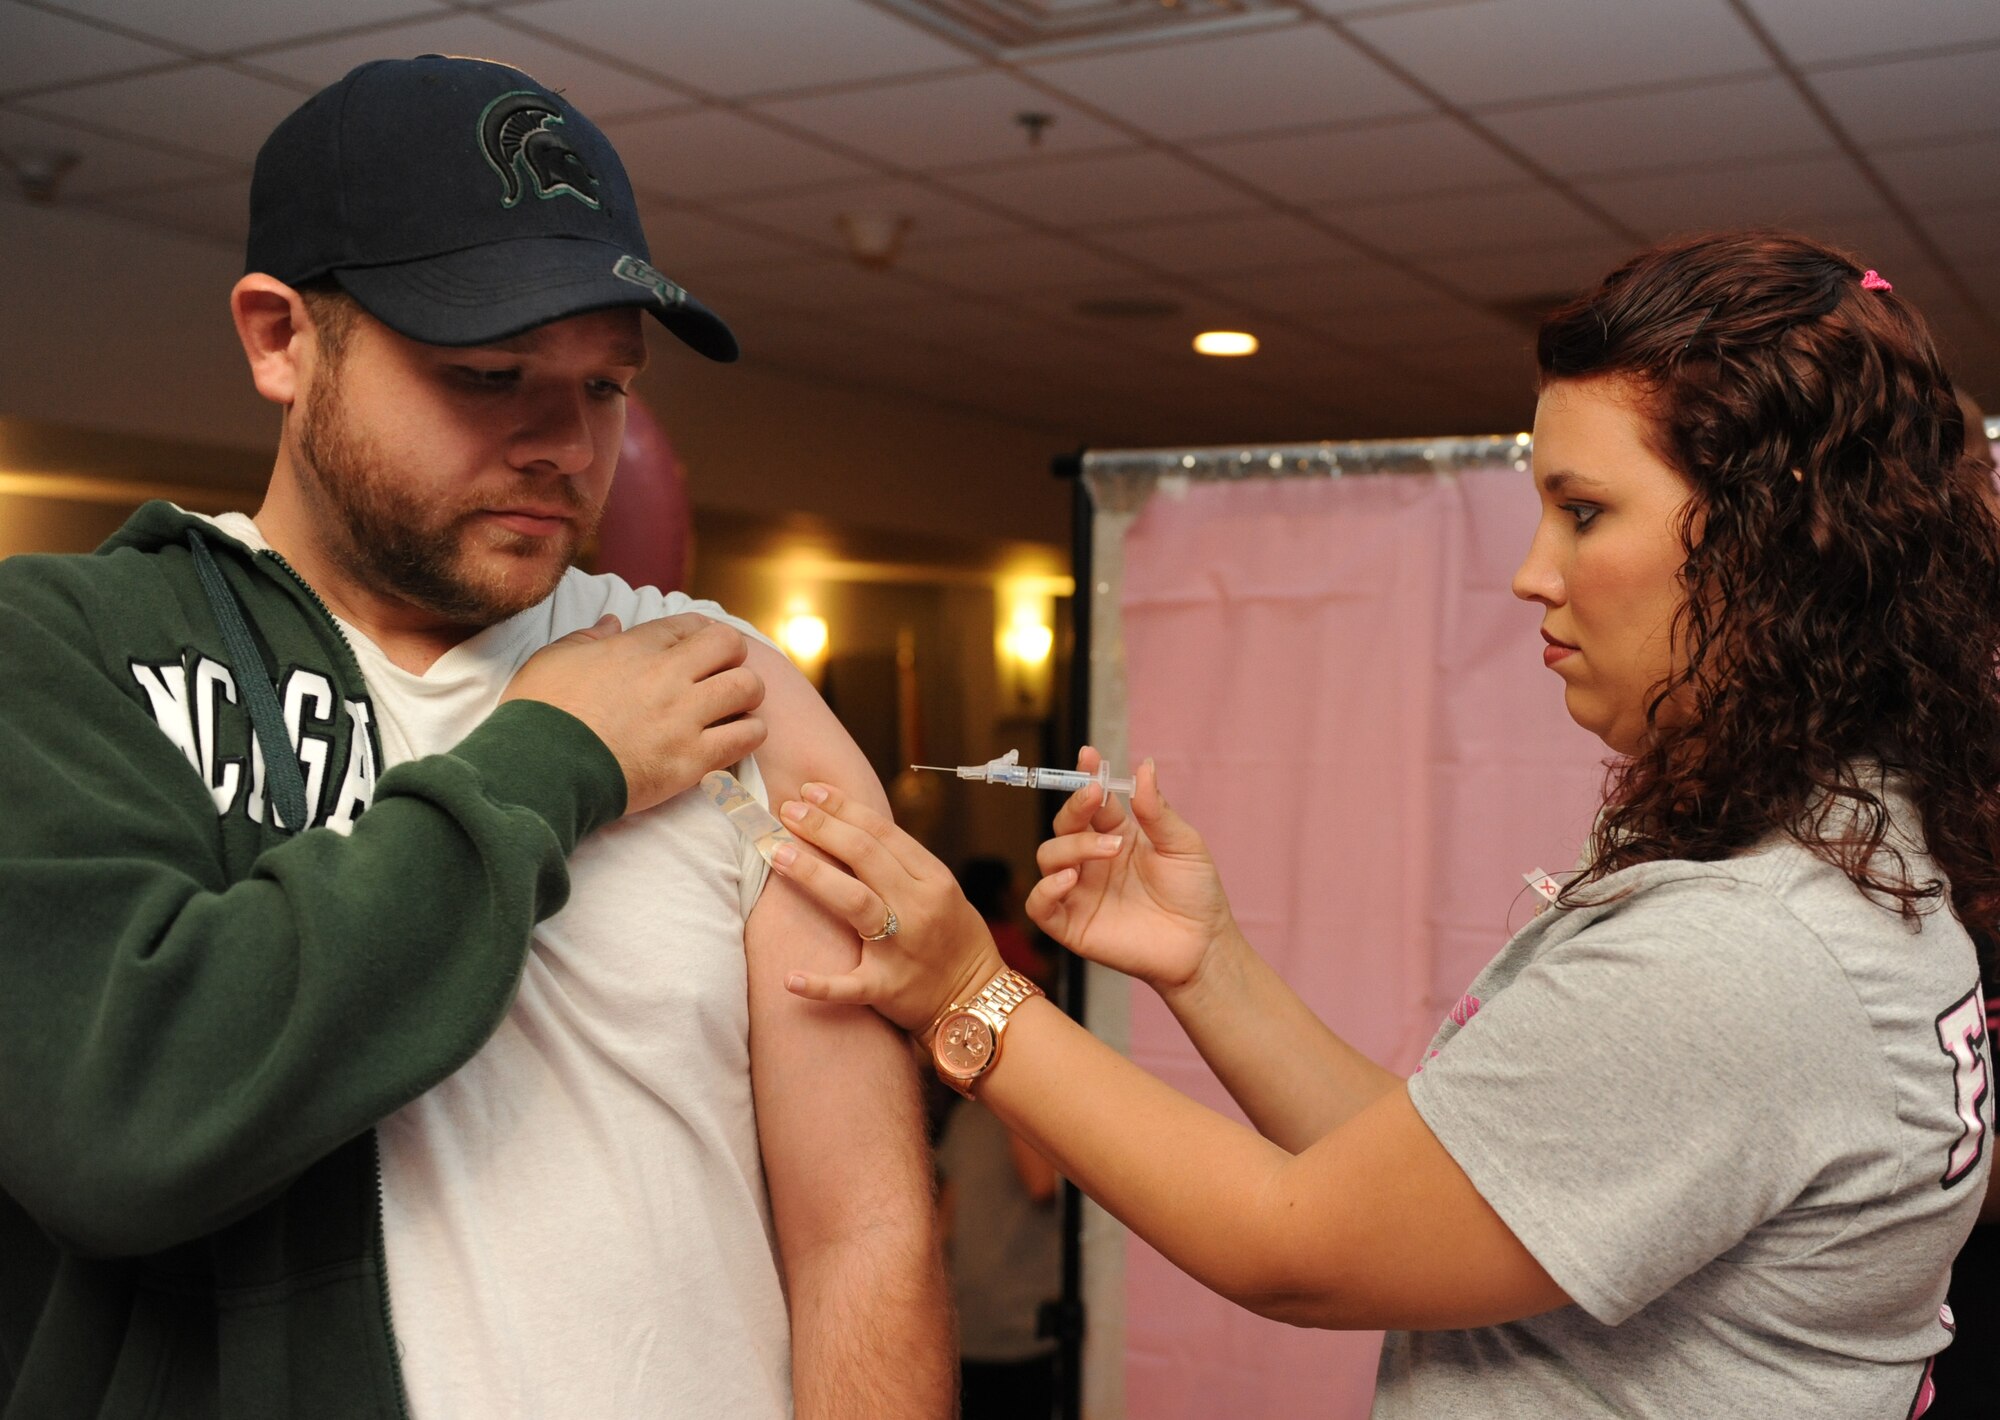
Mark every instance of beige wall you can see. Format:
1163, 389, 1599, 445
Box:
0, 199, 1071, 546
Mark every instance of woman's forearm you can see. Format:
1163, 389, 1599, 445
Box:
980, 996, 1303, 1306
1162, 925, 1400, 1152
975, 998, 1567, 1332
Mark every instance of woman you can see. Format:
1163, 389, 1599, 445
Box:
766, 231, 2000, 1416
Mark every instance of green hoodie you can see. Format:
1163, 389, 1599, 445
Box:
0, 501, 627, 1418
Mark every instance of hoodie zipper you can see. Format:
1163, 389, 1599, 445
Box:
257, 548, 357, 658
260, 545, 410, 1418
371, 1132, 413, 1420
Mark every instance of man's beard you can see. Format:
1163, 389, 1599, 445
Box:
291, 371, 598, 627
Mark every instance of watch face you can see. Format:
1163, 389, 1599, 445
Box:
937, 1011, 995, 1076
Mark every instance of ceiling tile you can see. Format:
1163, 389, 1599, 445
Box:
692, 255, 933, 313
1390, 339, 1535, 383
1742, 0, 2000, 68
0, 104, 238, 195
1579, 154, 1884, 241
940, 318, 1173, 390
893, 232, 1144, 294
673, 295, 824, 357
1299, 0, 1490, 14
1910, 280, 2000, 352
0, 4, 185, 96
716, 177, 1026, 253
1025, 22, 1431, 142
1088, 210, 1363, 276
1794, 212, 1944, 281
1921, 204, 2000, 267
1331, 293, 1530, 351
1872, 134, 2000, 220
1210, 255, 1449, 315
1346, 0, 1769, 109
23, 64, 310, 165
246, 13, 687, 119
44, 0, 454, 55
632, 204, 814, 273
1004, 285, 1277, 359
91, 172, 249, 246
1319, 183, 1622, 257
753, 70, 1129, 172
1415, 238, 1637, 301
739, 315, 1012, 394
835, 294, 1055, 352
1196, 116, 1527, 207
1478, 76, 1832, 180
1810, 51, 2000, 147
519, 0, 973, 99
942, 148, 1254, 228
599, 107, 877, 201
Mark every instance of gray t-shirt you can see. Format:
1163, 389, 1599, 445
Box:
1377, 800, 1993, 1418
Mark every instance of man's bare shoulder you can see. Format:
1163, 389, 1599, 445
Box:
547, 566, 771, 647
740, 638, 888, 815
544, 570, 874, 811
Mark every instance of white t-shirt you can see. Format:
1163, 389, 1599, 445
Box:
1379, 789, 1992, 1418
208, 515, 792, 1418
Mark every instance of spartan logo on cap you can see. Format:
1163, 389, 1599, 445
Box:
612, 255, 686, 308
479, 91, 601, 210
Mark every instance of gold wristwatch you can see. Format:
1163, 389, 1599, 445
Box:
929, 967, 1045, 1098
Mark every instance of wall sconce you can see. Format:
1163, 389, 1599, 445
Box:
996, 590, 1054, 719
776, 603, 829, 686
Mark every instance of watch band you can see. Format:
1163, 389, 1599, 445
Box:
932, 966, 1045, 1097
968, 966, 1043, 1021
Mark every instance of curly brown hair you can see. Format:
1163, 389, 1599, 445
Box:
1537, 229, 2000, 931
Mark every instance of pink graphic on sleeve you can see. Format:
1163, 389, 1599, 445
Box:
1413, 996, 1483, 1075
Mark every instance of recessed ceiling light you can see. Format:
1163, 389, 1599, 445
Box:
1194, 330, 1258, 356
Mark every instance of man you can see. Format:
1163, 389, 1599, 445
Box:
0, 56, 948, 1418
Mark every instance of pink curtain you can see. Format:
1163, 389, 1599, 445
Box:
1117, 467, 1607, 1419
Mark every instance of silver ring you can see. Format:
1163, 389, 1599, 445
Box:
860, 906, 900, 941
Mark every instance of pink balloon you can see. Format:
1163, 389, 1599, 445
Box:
596, 395, 693, 593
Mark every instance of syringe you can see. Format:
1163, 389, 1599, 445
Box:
912, 749, 1135, 796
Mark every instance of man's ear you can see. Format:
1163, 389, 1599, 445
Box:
231, 274, 312, 408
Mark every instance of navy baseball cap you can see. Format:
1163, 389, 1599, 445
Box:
246, 55, 737, 361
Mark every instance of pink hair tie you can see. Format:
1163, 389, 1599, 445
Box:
1861, 269, 1893, 292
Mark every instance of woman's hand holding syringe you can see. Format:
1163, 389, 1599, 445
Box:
1034, 749, 1399, 1146
1024, 748, 1245, 1003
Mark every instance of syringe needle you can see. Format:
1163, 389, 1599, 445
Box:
910, 765, 957, 773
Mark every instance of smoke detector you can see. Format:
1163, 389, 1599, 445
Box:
3, 148, 81, 204
836, 211, 913, 270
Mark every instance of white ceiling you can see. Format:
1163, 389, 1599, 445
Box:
4, 0, 1999, 448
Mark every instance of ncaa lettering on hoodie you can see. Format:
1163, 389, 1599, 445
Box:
129, 651, 380, 833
